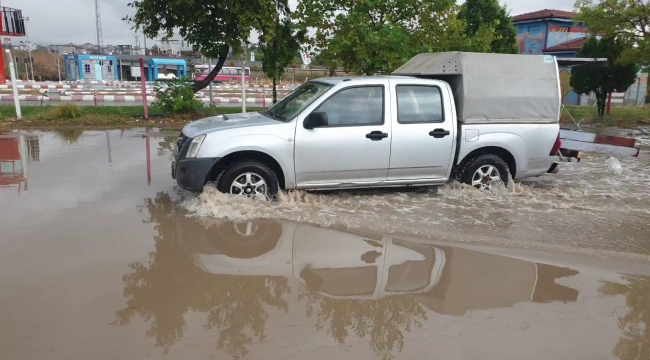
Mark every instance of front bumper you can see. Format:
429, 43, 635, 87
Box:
172, 153, 220, 192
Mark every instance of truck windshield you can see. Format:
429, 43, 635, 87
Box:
262, 82, 332, 122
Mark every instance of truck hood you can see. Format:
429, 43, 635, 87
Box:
182, 112, 280, 138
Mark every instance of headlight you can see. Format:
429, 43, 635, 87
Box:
186, 134, 206, 158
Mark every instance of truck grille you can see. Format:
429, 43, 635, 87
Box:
176, 132, 188, 152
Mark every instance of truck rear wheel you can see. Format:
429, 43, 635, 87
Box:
217, 160, 279, 199
460, 154, 510, 190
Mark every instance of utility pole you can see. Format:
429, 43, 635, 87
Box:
208, 58, 214, 106
95, 0, 104, 54
56, 55, 61, 82
23, 17, 35, 82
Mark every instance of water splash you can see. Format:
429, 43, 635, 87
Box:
183, 152, 650, 258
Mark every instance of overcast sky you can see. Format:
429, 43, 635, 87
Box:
6, 0, 573, 46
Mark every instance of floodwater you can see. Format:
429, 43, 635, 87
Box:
1, 128, 650, 360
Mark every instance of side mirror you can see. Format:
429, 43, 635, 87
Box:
304, 112, 328, 129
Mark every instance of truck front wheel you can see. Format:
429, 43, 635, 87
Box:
460, 154, 510, 190
216, 160, 280, 199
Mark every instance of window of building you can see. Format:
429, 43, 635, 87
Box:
84, 64, 91, 74
527, 25, 541, 33
396, 85, 444, 123
107, 65, 112, 73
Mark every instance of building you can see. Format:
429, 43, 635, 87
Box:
512, 9, 588, 55
48, 44, 77, 54
512, 9, 589, 104
64, 54, 118, 81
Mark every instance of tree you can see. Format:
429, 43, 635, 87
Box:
570, 36, 639, 117
459, 0, 518, 54
126, 0, 286, 93
575, 0, 650, 103
294, 0, 496, 76
260, 18, 306, 103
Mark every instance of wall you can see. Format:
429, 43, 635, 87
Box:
546, 22, 588, 48
551, 52, 580, 105
516, 21, 546, 54
75, 56, 117, 81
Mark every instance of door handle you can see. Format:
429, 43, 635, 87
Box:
429, 129, 450, 138
366, 131, 388, 141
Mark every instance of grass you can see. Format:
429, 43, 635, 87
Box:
0, 105, 265, 128
3, 103, 649, 129
561, 105, 650, 128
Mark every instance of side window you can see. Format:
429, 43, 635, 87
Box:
396, 85, 444, 123
315, 86, 383, 126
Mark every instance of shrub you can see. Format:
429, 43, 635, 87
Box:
152, 78, 204, 115
51, 103, 82, 119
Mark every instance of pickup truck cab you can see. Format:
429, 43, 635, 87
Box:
173, 53, 562, 197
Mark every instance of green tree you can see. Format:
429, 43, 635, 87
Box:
152, 77, 204, 115
570, 37, 638, 118
294, 0, 495, 76
260, 18, 306, 103
126, 0, 286, 93
575, 0, 650, 103
459, 0, 518, 54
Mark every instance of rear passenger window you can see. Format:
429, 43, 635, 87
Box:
396, 86, 444, 123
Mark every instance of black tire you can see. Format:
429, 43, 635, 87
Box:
459, 154, 510, 189
216, 160, 280, 198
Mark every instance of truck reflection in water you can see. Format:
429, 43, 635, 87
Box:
116, 194, 579, 359
179, 218, 579, 315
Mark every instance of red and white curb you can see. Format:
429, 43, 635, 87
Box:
0, 84, 84, 90
0, 95, 275, 104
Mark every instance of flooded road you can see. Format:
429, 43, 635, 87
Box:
1, 129, 650, 360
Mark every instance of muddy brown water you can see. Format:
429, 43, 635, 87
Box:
1, 128, 650, 360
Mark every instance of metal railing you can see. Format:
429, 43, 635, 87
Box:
0, 7, 25, 36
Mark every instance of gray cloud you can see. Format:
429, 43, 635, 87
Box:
6, 0, 573, 46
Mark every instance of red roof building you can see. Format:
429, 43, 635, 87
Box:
542, 37, 588, 53
511, 9, 577, 22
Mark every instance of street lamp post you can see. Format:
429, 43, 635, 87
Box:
23, 17, 34, 82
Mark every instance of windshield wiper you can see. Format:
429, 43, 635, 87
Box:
262, 109, 285, 122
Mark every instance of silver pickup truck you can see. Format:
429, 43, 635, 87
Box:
173, 52, 563, 197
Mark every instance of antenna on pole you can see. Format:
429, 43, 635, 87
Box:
95, 0, 103, 54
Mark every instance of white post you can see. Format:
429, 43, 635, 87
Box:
208, 58, 214, 107
6, 50, 21, 119
241, 46, 247, 113
56, 55, 62, 82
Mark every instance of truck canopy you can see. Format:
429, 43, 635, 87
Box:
393, 52, 560, 124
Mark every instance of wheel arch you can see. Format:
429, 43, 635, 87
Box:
207, 150, 286, 189
456, 146, 517, 179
